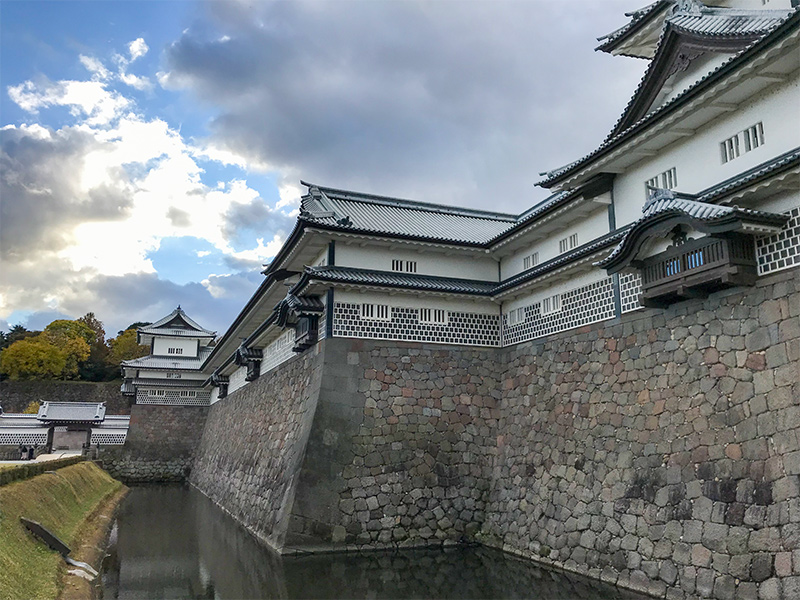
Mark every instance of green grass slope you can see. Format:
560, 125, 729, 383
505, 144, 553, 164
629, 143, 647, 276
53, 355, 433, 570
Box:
0, 462, 122, 600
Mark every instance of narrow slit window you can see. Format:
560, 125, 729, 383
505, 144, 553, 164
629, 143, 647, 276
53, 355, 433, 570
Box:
558, 234, 578, 255
523, 252, 539, 270
541, 294, 562, 316
361, 303, 391, 321
506, 307, 526, 327
419, 308, 448, 324
721, 122, 764, 164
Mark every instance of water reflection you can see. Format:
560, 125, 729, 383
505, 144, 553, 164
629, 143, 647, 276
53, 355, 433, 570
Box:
103, 487, 648, 600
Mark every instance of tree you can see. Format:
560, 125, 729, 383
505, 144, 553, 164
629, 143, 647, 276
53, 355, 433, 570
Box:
43, 320, 93, 380
0, 337, 67, 380
22, 401, 40, 414
77, 313, 113, 381
107, 328, 149, 366
118, 322, 150, 336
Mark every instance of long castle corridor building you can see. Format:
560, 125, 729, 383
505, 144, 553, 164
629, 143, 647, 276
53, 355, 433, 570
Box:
114, 2, 800, 599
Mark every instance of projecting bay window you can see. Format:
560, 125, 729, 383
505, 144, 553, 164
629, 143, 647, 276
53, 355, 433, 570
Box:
645, 167, 678, 198
361, 303, 391, 321
419, 308, 448, 324
541, 294, 562, 316
391, 260, 417, 273
559, 234, 578, 255
721, 122, 764, 164
523, 252, 539, 270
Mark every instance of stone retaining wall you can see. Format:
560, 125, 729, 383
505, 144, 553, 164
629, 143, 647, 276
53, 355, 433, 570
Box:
484, 268, 800, 600
190, 347, 325, 550
100, 403, 208, 483
0, 380, 130, 414
188, 268, 800, 599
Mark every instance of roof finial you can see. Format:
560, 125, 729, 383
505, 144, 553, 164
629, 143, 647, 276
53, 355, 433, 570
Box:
177, 304, 182, 311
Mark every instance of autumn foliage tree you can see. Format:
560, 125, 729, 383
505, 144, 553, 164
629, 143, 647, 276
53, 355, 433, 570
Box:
107, 328, 149, 365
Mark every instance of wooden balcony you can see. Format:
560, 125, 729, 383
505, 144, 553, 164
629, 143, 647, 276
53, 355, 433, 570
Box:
638, 235, 757, 307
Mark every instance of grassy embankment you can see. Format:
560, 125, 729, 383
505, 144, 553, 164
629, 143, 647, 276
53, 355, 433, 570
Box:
0, 461, 125, 600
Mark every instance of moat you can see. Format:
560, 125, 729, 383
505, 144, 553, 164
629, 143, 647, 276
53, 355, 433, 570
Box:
102, 486, 649, 599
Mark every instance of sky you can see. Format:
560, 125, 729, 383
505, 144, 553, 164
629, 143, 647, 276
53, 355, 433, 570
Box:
0, 0, 648, 338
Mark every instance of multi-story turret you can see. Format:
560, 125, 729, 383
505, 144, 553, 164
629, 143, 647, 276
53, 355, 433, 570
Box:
121, 306, 216, 406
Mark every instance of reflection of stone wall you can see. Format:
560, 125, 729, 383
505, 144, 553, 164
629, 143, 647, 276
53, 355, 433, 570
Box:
0, 380, 130, 414
100, 404, 208, 482
484, 268, 800, 599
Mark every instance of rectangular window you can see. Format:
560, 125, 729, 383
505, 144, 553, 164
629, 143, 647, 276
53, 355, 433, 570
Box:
361, 303, 391, 321
166, 372, 181, 379
391, 259, 417, 273
167, 347, 183, 355
419, 308, 448, 324
541, 294, 562, 316
721, 122, 764, 163
523, 252, 539, 270
645, 167, 678, 197
148, 389, 166, 396
507, 307, 526, 327
558, 233, 578, 254
179, 390, 197, 397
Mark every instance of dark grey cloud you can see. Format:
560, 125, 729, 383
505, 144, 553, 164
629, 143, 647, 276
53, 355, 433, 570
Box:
221, 197, 294, 246
167, 206, 192, 227
164, 1, 647, 212
0, 125, 133, 262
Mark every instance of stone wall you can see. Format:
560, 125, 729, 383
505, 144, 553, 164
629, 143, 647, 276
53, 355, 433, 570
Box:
0, 380, 130, 414
100, 403, 208, 483
483, 268, 800, 600
187, 267, 799, 599
287, 339, 501, 547
189, 347, 325, 550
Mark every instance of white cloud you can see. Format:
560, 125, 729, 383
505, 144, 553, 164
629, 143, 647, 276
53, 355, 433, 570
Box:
79, 55, 111, 81
128, 38, 149, 62
8, 79, 129, 125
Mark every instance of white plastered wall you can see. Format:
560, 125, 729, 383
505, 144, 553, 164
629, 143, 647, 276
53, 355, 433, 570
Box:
499, 207, 610, 280
614, 76, 800, 228
334, 289, 497, 315
335, 244, 498, 281
152, 337, 199, 357
501, 268, 610, 315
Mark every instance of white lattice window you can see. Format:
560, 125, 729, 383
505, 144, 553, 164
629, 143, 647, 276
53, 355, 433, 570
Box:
419, 308, 448, 324
167, 347, 183, 355
619, 272, 644, 313
541, 294, 562, 316
507, 307, 526, 326
166, 372, 181, 379
391, 260, 417, 273
645, 167, 678, 197
559, 234, 578, 254
721, 122, 764, 164
361, 303, 391, 321
523, 252, 539, 270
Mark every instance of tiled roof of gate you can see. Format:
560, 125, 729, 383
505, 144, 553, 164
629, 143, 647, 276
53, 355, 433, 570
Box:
300, 183, 517, 245
37, 402, 106, 423
304, 266, 498, 295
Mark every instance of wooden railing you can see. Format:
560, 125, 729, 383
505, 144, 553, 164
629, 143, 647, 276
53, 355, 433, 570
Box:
639, 236, 757, 305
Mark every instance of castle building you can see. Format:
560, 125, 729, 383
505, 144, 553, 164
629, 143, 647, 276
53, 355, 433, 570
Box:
121, 306, 216, 406
200, 0, 799, 402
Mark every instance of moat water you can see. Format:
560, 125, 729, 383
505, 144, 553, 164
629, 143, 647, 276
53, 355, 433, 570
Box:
102, 487, 649, 600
